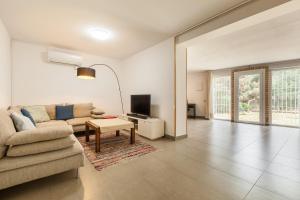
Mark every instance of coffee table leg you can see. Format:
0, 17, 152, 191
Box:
96, 127, 101, 152
130, 128, 135, 144
85, 123, 90, 142
116, 130, 120, 137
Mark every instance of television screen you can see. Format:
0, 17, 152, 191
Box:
131, 95, 151, 116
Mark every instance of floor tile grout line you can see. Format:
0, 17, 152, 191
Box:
182, 145, 263, 174
183, 153, 261, 185
195, 137, 260, 155
152, 147, 259, 190
187, 125, 276, 157
181, 138, 269, 172
153, 126, 299, 199
274, 154, 300, 161
263, 170, 300, 184
253, 185, 294, 200
184, 135, 259, 156
188, 124, 297, 167
171, 143, 263, 185
241, 135, 291, 200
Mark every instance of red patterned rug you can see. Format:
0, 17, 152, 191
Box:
77, 132, 156, 171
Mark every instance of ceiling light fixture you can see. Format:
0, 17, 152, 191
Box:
87, 27, 112, 41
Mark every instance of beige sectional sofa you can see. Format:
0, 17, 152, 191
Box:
10, 103, 98, 133
0, 103, 100, 190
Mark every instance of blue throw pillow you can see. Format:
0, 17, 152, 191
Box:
56, 105, 74, 120
21, 108, 36, 126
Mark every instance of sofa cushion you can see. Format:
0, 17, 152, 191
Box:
7, 136, 75, 157
0, 110, 16, 159
6, 125, 73, 146
72, 125, 86, 132
56, 105, 74, 120
0, 135, 83, 172
45, 104, 56, 120
91, 114, 106, 119
74, 103, 94, 118
21, 108, 36, 125
36, 120, 68, 128
91, 108, 105, 115
10, 112, 36, 132
66, 117, 92, 126
23, 105, 50, 123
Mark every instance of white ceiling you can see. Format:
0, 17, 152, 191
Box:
187, 4, 300, 71
0, 0, 245, 59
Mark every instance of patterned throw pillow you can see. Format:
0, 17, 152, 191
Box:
10, 112, 36, 132
56, 105, 74, 120
21, 108, 36, 126
23, 106, 50, 123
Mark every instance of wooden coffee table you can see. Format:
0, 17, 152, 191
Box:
85, 118, 135, 152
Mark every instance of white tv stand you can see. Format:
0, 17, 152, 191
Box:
119, 114, 164, 140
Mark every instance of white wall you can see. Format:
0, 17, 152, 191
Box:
12, 41, 123, 114
12, 39, 176, 136
0, 19, 11, 109
187, 71, 208, 117
175, 44, 187, 137
120, 38, 175, 136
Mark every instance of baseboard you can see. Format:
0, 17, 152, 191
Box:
165, 134, 188, 141
187, 116, 208, 120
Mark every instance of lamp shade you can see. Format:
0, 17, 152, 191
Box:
77, 67, 95, 79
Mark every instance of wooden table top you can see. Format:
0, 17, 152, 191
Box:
88, 118, 134, 132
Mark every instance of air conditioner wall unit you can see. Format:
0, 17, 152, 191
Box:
47, 50, 83, 66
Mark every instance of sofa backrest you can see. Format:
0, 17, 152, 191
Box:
8, 103, 95, 121
0, 109, 16, 159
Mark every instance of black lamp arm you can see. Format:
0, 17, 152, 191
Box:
87, 64, 125, 114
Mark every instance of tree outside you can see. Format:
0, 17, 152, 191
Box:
238, 74, 260, 122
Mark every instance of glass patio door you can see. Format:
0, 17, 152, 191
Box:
235, 70, 264, 124
212, 75, 231, 120
272, 68, 300, 127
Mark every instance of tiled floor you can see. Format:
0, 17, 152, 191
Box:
1, 119, 300, 200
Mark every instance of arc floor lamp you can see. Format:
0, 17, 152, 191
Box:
76, 64, 125, 114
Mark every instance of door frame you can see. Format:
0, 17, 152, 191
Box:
234, 69, 265, 124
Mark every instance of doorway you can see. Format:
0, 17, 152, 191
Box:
234, 69, 265, 124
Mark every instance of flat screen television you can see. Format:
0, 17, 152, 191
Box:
131, 94, 151, 116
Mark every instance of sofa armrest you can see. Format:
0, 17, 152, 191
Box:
6, 125, 73, 146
